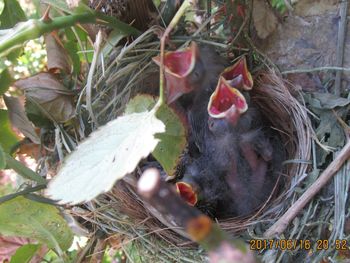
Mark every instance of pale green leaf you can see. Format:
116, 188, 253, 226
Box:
0, 196, 73, 252
46, 109, 165, 204
10, 244, 41, 263
125, 95, 186, 176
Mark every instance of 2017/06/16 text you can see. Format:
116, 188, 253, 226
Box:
249, 239, 348, 251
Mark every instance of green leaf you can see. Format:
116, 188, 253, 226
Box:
125, 95, 186, 176
10, 244, 41, 263
64, 39, 80, 75
0, 68, 12, 95
102, 29, 126, 57
0, 196, 73, 252
0, 0, 26, 29
5, 154, 47, 184
0, 0, 26, 62
0, 109, 18, 153
124, 94, 155, 114
154, 104, 186, 176
0, 144, 5, 169
47, 107, 165, 204
41, 0, 71, 14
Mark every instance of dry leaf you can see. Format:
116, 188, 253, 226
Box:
0, 236, 46, 262
253, 0, 278, 39
14, 73, 75, 123
3, 95, 40, 144
17, 142, 42, 160
45, 33, 71, 73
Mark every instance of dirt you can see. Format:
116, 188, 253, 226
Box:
258, 0, 349, 93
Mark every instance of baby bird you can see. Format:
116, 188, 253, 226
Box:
153, 42, 227, 154
176, 154, 236, 217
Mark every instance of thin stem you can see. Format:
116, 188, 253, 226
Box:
158, 0, 191, 106
0, 11, 139, 56
0, 184, 46, 204
282, 66, 350, 75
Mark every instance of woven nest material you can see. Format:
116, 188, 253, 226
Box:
71, 28, 322, 261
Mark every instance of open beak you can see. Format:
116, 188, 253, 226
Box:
221, 56, 253, 90
152, 42, 199, 104
207, 77, 248, 125
176, 181, 198, 206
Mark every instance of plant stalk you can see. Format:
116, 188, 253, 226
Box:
157, 0, 191, 107
0, 11, 139, 56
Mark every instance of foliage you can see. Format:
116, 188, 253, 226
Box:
125, 95, 187, 176
0, 110, 19, 153
9, 244, 41, 263
47, 104, 165, 204
0, 145, 5, 169
270, 0, 287, 13
0, 0, 144, 260
0, 196, 74, 253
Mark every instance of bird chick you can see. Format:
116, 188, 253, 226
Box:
176, 155, 236, 217
153, 42, 227, 154
204, 75, 279, 216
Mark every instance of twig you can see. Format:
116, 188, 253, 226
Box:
334, 0, 348, 96
137, 168, 202, 227
137, 168, 257, 263
264, 140, 350, 237
282, 66, 350, 75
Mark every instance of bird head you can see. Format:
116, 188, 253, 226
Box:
152, 42, 202, 104
207, 76, 248, 126
176, 181, 198, 206
221, 56, 253, 91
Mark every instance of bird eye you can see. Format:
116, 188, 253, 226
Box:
208, 119, 215, 131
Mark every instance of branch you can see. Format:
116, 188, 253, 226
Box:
264, 140, 350, 238
0, 11, 139, 56
138, 168, 256, 263
334, 0, 348, 96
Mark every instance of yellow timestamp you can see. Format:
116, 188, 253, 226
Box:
250, 239, 312, 250
249, 239, 349, 251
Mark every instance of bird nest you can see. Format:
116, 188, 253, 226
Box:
69, 28, 330, 262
